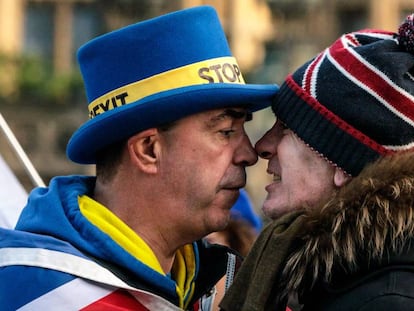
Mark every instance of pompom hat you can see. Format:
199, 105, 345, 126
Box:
272, 14, 414, 176
67, 6, 278, 164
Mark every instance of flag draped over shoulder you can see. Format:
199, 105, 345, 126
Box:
0, 153, 27, 228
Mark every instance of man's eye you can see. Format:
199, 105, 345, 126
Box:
220, 129, 235, 137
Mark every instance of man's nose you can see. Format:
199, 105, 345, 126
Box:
235, 133, 258, 167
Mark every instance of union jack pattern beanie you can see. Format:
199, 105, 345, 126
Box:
272, 14, 414, 176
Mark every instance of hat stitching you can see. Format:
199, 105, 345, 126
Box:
407, 71, 414, 82
328, 37, 414, 128
303, 50, 325, 96
286, 76, 390, 155
344, 33, 360, 47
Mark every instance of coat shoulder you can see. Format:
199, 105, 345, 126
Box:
303, 267, 414, 311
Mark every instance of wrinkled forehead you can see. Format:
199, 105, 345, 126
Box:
202, 107, 252, 125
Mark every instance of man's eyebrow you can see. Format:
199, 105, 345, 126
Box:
245, 111, 253, 121
208, 109, 252, 126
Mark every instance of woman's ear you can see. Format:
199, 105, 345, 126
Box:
127, 128, 159, 174
333, 167, 351, 187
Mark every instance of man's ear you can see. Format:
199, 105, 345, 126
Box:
333, 167, 351, 187
127, 128, 160, 174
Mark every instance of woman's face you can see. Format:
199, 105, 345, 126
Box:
255, 121, 338, 220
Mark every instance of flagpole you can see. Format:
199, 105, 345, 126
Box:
0, 113, 45, 187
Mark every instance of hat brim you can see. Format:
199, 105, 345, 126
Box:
67, 83, 278, 164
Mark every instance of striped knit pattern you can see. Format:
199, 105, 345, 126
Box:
273, 29, 414, 176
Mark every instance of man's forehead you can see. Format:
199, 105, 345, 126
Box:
175, 107, 252, 128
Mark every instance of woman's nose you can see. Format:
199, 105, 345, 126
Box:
255, 134, 273, 159
255, 122, 281, 159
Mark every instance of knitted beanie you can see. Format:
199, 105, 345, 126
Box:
272, 14, 414, 176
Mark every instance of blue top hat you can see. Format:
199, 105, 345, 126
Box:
67, 6, 278, 164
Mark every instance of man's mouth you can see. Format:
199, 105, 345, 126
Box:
226, 184, 245, 190
220, 182, 245, 191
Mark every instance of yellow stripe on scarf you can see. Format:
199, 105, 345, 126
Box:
171, 244, 197, 309
78, 195, 198, 308
78, 195, 164, 274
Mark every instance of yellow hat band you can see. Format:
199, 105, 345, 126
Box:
88, 56, 245, 119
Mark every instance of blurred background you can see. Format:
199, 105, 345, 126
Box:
1, 0, 413, 220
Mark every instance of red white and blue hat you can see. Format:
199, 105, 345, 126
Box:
67, 6, 278, 164
272, 14, 414, 176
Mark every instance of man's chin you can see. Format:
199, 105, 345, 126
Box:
213, 217, 231, 232
220, 188, 241, 206
209, 206, 232, 230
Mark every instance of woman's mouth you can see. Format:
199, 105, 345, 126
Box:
265, 173, 281, 192
273, 173, 281, 182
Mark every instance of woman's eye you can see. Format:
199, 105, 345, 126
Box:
280, 123, 291, 136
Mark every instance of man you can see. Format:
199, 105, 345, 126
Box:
0, 6, 277, 310
220, 13, 414, 311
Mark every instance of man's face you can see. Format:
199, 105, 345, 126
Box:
158, 107, 257, 237
255, 120, 337, 220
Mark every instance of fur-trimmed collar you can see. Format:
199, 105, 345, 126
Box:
282, 152, 414, 298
